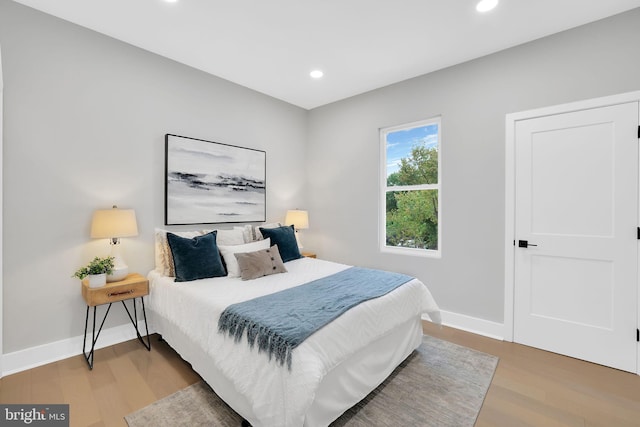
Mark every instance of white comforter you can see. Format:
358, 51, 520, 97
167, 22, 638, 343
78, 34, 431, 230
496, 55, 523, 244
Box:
147, 257, 440, 426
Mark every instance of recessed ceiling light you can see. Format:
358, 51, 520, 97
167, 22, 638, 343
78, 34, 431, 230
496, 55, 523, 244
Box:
476, 0, 498, 13
310, 70, 324, 79
165, 0, 178, 3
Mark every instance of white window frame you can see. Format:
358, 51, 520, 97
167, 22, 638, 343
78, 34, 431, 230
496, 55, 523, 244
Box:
379, 117, 442, 258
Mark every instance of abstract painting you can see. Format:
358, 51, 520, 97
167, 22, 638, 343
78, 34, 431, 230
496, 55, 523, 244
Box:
165, 134, 266, 225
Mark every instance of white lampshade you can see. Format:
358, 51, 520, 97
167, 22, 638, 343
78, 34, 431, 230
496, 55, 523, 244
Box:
285, 209, 309, 230
91, 207, 138, 239
90, 206, 138, 282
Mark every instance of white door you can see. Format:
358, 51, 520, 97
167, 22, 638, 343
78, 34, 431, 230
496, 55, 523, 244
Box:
0, 45, 3, 378
514, 101, 639, 373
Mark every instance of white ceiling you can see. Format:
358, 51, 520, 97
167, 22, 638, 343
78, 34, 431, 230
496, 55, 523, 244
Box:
12, 0, 640, 109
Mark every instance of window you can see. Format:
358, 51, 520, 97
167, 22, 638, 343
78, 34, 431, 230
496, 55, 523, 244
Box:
380, 117, 441, 256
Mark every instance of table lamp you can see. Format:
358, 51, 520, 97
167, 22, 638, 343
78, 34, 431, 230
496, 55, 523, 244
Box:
285, 209, 309, 249
91, 205, 138, 282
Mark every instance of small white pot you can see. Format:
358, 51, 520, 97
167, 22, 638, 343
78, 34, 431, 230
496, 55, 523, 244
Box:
88, 273, 107, 288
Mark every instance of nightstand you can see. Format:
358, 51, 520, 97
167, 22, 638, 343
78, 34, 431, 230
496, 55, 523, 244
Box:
301, 252, 317, 258
81, 273, 151, 369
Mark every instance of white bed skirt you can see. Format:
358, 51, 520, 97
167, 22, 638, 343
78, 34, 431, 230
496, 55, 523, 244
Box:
149, 310, 423, 426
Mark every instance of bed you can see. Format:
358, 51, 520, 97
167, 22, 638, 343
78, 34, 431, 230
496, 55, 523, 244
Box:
147, 227, 441, 427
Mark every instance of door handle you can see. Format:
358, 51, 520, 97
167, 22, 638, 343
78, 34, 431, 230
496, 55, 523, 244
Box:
518, 240, 537, 248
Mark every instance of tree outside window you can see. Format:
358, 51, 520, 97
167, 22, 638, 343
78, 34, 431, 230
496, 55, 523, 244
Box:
381, 118, 441, 256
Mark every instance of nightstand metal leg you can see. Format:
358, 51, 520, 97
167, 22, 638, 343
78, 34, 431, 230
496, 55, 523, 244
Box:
121, 297, 151, 351
83, 303, 113, 370
141, 297, 151, 349
83, 306, 92, 369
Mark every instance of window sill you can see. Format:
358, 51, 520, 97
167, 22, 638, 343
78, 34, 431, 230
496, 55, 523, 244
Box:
380, 246, 441, 259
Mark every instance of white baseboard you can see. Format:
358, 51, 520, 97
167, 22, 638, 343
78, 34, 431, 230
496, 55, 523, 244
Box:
2, 320, 150, 376
428, 310, 505, 341
3, 309, 503, 377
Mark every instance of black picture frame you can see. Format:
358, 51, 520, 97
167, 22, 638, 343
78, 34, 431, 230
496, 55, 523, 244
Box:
165, 134, 266, 225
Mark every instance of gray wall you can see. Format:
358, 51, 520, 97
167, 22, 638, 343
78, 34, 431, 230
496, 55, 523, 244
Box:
0, 0, 307, 353
2, 0, 640, 354
305, 8, 640, 324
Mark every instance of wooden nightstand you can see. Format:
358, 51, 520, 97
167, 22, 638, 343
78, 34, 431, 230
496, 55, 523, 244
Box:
82, 273, 151, 369
301, 252, 317, 258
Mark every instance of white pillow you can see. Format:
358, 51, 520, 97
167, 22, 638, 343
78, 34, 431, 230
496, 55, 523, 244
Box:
204, 228, 245, 246
234, 225, 256, 243
219, 238, 271, 278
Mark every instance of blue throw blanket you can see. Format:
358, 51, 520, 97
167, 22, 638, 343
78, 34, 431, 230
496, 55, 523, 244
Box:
218, 267, 413, 370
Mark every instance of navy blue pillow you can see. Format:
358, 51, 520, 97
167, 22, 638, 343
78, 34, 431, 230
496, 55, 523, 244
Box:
259, 225, 302, 263
167, 231, 227, 282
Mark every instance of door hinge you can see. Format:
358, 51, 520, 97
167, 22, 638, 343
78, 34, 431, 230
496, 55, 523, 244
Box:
637, 227, 640, 240
637, 329, 639, 342
638, 125, 640, 139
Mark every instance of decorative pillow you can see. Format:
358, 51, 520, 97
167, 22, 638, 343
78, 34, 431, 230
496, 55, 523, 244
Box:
204, 228, 245, 246
234, 225, 256, 243
259, 225, 302, 263
254, 222, 281, 241
155, 228, 203, 276
218, 238, 271, 278
166, 231, 227, 282
155, 227, 245, 276
235, 245, 287, 281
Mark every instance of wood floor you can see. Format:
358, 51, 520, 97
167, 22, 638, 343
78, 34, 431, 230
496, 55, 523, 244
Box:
422, 323, 640, 427
1, 324, 639, 426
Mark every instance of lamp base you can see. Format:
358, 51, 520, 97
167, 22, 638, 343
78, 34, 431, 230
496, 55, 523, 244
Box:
107, 266, 128, 282
108, 242, 129, 282
295, 230, 303, 250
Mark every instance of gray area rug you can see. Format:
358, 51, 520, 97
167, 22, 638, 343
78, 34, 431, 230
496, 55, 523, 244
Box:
125, 335, 498, 427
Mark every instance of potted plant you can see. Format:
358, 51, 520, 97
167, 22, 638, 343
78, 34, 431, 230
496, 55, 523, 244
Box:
73, 256, 115, 288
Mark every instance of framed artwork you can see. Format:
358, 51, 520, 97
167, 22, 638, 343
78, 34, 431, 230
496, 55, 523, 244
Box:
165, 134, 266, 225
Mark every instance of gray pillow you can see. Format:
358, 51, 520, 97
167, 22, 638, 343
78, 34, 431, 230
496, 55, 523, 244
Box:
235, 245, 287, 281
